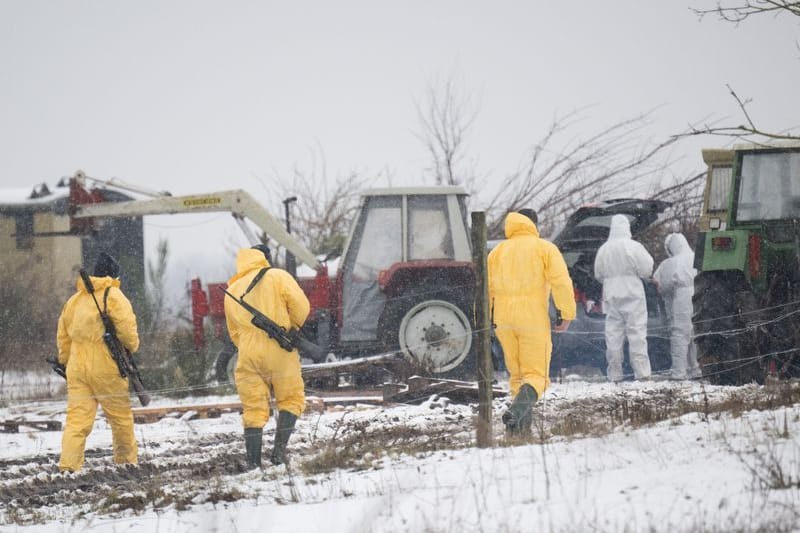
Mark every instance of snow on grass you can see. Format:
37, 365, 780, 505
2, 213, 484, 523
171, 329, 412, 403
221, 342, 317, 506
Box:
1, 379, 799, 532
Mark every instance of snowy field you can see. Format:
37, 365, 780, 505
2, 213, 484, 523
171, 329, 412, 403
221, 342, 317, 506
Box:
1, 375, 799, 533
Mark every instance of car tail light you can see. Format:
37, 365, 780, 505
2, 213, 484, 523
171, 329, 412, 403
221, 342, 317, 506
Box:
711, 236, 735, 251
748, 234, 761, 279
574, 288, 602, 315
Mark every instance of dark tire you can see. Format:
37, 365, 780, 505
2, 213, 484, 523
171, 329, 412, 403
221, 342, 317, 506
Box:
215, 346, 238, 383
379, 293, 474, 379
693, 273, 761, 385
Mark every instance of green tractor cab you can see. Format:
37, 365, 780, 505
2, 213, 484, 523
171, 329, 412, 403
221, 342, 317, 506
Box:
693, 143, 800, 385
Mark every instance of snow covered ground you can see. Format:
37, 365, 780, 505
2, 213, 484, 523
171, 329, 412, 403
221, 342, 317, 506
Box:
1, 376, 799, 533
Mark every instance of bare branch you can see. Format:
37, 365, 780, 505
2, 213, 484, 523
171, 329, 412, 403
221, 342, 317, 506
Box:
415, 74, 483, 193
677, 84, 800, 144
692, 0, 800, 23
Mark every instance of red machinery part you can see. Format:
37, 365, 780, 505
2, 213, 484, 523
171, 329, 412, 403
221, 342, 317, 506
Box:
207, 282, 229, 339
190, 278, 210, 350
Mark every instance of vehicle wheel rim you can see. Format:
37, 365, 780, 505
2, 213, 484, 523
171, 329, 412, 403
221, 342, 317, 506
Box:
398, 299, 472, 373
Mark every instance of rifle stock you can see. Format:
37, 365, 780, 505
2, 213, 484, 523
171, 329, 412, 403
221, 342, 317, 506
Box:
79, 269, 151, 407
46, 356, 67, 380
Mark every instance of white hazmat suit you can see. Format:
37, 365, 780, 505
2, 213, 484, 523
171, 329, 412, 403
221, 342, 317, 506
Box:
652, 233, 702, 379
594, 214, 654, 381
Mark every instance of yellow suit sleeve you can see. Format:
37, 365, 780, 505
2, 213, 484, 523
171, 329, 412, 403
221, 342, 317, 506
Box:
544, 242, 577, 321
107, 288, 140, 353
56, 300, 73, 365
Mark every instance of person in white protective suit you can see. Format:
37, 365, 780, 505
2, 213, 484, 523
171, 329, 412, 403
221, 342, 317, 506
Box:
594, 214, 654, 381
652, 233, 702, 379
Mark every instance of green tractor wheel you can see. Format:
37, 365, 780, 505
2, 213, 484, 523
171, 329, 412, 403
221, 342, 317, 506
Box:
693, 273, 762, 385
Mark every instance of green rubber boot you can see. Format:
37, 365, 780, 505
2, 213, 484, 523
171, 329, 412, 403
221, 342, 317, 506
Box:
502, 384, 537, 437
244, 427, 263, 469
270, 411, 298, 466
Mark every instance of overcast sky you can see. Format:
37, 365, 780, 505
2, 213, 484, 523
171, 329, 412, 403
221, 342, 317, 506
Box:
1, 1, 799, 298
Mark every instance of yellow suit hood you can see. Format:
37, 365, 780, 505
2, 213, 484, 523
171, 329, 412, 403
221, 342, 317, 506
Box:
504, 212, 540, 239
228, 248, 272, 286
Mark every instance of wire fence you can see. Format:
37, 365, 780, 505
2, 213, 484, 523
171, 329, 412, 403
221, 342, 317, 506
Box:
4, 280, 800, 405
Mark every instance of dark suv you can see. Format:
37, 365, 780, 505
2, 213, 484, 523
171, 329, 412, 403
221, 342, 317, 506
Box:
491, 199, 672, 378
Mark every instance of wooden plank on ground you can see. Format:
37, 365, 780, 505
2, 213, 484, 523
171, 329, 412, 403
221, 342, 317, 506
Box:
132, 395, 386, 423
1, 419, 62, 433
383, 376, 506, 405
132, 402, 243, 424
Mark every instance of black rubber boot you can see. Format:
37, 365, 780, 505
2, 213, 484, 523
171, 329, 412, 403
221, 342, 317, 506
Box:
270, 411, 298, 466
502, 384, 537, 437
244, 427, 263, 469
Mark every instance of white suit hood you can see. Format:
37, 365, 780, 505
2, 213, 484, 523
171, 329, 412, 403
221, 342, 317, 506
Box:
665, 233, 692, 258
654, 233, 696, 295
608, 214, 632, 240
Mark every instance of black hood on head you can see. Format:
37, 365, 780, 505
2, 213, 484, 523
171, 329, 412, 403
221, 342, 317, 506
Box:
93, 252, 120, 278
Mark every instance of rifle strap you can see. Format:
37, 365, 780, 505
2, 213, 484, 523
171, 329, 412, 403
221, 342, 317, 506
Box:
103, 287, 110, 315
86, 282, 105, 318
240, 267, 270, 299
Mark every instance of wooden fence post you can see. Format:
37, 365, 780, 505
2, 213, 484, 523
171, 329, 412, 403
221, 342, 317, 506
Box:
471, 211, 494, 448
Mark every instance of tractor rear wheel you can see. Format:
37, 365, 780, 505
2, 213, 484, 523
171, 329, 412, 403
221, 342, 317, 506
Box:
380, 295, 474, 379
693, 273, 761, 385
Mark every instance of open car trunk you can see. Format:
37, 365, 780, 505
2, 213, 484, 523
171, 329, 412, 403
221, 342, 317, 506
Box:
553, 199, 671, 316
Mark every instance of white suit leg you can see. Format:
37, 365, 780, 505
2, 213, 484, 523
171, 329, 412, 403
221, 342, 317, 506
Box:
671, 288, 695, 379
623, 297, 651, 379
604, 302, 625, 382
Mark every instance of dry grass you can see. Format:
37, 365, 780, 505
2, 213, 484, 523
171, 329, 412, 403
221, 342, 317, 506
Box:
301, 418, 466, 476
545, 381, 800, 441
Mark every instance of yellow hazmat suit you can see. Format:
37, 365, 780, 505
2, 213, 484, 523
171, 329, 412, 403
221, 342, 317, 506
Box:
57, 276, 140, 472
224, 248, 310, 429
488, 213, 576, 398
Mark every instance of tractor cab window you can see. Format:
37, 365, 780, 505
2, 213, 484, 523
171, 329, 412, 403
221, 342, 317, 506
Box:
340, 195, 401, 342
351, 197, 402, 280
408, 195, 454, 261
708, 165, 732, 212
737, 151, 800, 222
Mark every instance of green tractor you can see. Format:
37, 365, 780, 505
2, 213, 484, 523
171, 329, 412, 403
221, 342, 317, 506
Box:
693, 143, 800, 385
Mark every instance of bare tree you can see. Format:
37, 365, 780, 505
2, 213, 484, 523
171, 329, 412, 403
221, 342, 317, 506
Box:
482, 108, 689, 238
415, 75, 482, 193
414, 77, 706, 240
262, 143, 381, 258
141, 238, 170, 337
693, 0, 800, 23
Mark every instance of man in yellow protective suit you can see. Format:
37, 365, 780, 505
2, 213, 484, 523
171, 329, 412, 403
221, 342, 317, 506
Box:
224, 244, 310, 468
488, 209, 575, 436
57, 252, 140, 472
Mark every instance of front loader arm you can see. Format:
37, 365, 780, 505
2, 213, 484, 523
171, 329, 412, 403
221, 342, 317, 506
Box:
73, 188, 321, 270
